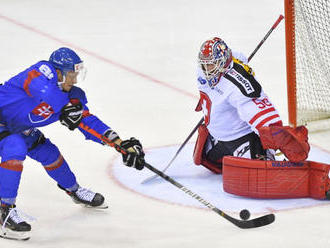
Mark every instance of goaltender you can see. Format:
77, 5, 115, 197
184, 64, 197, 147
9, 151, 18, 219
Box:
193, 37, 330, 200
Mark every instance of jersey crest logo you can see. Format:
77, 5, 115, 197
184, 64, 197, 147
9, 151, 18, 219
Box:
29, 102, 54, 123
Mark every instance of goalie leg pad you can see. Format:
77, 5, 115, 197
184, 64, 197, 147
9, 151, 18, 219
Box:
222, 156, 330, 199
193, 124, 222, 174
193, 124, 208, 165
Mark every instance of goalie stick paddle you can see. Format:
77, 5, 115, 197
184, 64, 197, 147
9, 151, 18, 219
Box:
141, 14, 285, 184
78, 123, 275, 229
141, 117, 204, 184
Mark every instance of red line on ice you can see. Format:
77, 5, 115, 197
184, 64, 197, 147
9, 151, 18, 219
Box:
0, 13, 197, 99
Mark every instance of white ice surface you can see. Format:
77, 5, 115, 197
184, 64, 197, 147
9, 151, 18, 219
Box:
0, 0, 329, 247
112, 144, 330, 213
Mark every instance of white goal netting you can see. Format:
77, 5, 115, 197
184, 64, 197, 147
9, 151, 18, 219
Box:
293, 0, 330, 130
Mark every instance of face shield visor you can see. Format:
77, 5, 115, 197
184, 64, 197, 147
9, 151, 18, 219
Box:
58, 62, 87, 91
63, 62, 87, 83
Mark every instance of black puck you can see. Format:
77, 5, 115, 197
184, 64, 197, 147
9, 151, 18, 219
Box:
239, 209, 251, 220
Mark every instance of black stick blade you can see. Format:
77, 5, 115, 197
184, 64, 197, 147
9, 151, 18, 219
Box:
234, 214, 275, 229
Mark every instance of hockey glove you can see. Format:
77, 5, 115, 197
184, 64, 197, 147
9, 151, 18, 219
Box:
120, 138, 145, 170
258, 125, 310, 162
60, 98, 84, 131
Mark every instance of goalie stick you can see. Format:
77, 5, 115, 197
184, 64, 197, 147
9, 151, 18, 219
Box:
141, 117, 204, 184
78, 123, 275, 229
140, 14, 285, 184
248, 14, 284, 61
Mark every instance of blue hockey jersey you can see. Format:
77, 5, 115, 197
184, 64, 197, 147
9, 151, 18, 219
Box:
0, 61, 110, 143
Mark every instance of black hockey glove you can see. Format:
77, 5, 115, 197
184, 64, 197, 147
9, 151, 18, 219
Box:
120, 138, 145, 170
59, 98, 83, 131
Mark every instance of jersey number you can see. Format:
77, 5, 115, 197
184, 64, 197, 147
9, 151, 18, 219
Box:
252, 97, 272, 109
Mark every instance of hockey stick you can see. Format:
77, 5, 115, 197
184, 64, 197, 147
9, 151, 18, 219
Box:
141, 117, 204, 184
141, 14, 284, 184
248, 14, 284, 61
78, 122, 275, 229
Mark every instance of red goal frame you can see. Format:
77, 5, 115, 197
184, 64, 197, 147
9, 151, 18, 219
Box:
284, 0, 297, 127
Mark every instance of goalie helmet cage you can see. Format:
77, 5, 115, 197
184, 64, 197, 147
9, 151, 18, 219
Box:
284, 0, 330, 131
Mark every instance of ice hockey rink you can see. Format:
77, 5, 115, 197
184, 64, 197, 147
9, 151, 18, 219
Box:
0, 0, 330, 247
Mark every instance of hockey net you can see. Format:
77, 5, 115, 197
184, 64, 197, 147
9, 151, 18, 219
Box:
285, 0, 330, 131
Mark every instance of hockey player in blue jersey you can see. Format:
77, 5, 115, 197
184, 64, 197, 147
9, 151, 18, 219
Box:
0, 47, 145, 240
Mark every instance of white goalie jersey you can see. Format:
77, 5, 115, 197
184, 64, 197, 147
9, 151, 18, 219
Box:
196, 51, 282, 142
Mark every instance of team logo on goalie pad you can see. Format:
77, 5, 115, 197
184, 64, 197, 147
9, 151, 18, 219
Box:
271, 161, 305, 167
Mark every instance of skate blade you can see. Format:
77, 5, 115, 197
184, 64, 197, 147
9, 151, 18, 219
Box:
84, 202, 109, 209
0, 228, 30, 241
74, 201, 109, 209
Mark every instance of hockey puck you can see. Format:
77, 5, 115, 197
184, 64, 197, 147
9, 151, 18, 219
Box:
239, 209, 250, 220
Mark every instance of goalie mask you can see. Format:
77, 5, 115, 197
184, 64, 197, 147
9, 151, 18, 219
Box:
198, 37, 232, 88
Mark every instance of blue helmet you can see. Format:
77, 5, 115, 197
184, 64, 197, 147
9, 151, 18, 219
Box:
49, 47, 83, 75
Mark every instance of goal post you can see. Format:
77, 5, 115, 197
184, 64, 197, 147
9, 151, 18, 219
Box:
284, 0, 330, 130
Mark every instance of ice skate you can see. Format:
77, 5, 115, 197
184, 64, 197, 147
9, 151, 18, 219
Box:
58, 184, 108, 209
0, 204, 31, 241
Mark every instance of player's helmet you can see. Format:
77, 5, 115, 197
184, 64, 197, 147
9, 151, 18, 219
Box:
49, 47, 86, 81
198, 37, 232, 88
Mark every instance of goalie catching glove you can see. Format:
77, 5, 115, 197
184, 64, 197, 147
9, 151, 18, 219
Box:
258, 125, 310, 162
120, 138, 145, 170
60, 98, 84, 130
